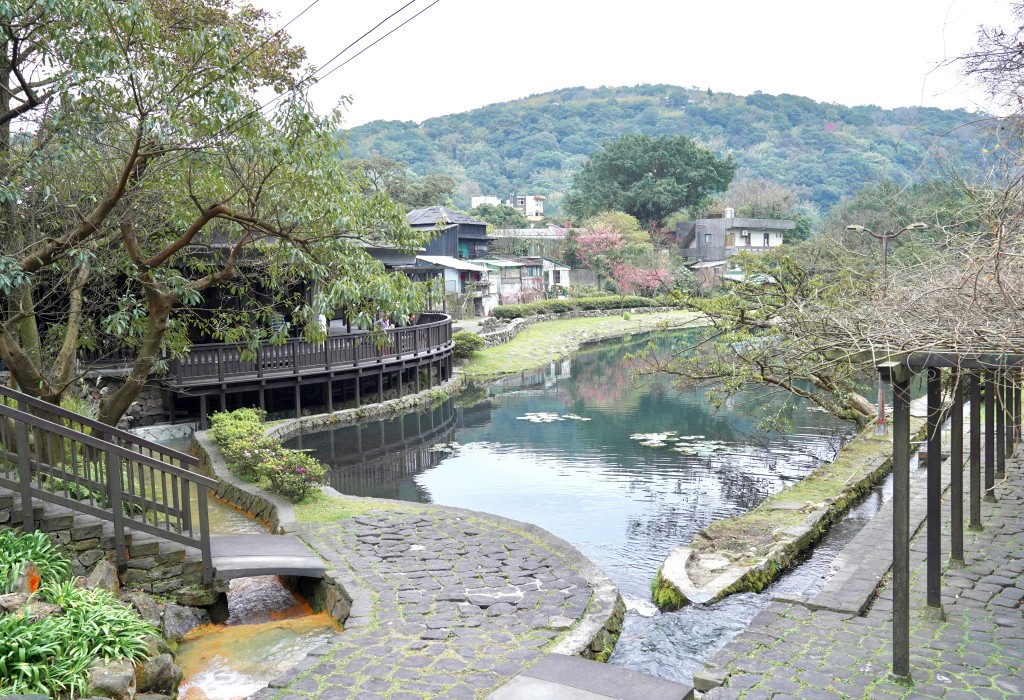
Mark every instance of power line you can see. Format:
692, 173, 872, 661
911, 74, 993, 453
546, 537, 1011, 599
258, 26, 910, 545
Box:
315, 0, 442, 85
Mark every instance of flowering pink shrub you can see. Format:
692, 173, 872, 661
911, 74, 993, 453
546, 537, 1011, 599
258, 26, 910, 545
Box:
612, 263, 674, 296
266, 450, 329, 501
209, 408, 330, 501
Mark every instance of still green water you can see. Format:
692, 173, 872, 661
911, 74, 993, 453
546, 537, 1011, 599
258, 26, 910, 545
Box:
288, 330, 854, 601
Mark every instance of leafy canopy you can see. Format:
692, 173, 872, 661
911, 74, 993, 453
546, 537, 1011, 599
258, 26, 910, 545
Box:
564, 133, 735, 227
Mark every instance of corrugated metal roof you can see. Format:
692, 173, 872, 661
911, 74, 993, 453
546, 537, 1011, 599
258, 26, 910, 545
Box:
416, 255, 488, 272
406, 206, 487, 228
474, 259, 523, 268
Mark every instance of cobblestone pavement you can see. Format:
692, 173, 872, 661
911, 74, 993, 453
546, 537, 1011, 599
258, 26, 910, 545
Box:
702, 451, 1024, 699
253, 508, 606, 700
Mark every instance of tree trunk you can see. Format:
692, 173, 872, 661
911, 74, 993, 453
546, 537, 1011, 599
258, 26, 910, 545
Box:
97, 288, 171, 426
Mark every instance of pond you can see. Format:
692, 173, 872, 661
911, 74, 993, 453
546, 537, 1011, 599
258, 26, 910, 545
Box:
286, 330, 861, 683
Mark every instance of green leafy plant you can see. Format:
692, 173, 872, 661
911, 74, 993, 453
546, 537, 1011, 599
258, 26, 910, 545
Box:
452, 330, 485, 359
0, 532, 157, 697
264, 449, 329, 501
0, 531, 71, 594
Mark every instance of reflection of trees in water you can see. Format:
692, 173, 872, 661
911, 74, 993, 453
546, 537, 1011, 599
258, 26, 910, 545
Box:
287, 401, 460, 502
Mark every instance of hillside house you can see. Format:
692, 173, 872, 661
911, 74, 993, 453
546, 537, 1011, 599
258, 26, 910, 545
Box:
408, 206, 491, 260
416, 255, 495, 316
677, 208, 794, 262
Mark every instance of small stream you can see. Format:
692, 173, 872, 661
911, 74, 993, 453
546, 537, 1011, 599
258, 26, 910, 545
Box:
158, 439, 341, 700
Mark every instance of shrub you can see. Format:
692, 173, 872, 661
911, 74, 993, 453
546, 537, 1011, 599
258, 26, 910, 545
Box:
453, 331, 485, 359
265, 450, 329, 501
0, 533, 156, 698
0, 530, 71, 594
209, 408, 266, 450
220, 435, 281, 481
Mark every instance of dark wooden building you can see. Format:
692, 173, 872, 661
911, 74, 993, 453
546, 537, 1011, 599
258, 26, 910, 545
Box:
408, 206, 491, 260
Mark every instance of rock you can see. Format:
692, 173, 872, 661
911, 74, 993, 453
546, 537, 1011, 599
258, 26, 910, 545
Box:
11, 562, 41, 594
86, 559, 120, 594
0, 591, 28, 613
161, 603, 210, 642
141, 634, 173, 659
175, 586, 221, 607
135, 653, 184, 694
87, 658, 136, 700
123, 591, 163, 627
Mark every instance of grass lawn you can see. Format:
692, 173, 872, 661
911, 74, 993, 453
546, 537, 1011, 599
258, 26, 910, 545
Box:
463, 310, 704, 380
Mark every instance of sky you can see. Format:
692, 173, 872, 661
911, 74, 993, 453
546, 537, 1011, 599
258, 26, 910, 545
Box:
253, 0, 1019, 128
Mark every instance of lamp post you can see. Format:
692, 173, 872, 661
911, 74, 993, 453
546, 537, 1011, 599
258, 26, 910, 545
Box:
845, 222, 928, 435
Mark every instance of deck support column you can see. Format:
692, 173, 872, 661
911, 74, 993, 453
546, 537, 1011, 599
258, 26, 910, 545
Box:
167, 391, 176, 425
377, 371, 383, 404
326, 379, 333, 414
295, 383, 302, 419
985, 371, 996, 502
355, 374, 361, 408
1002, 372, 1013, 463
924, 367, 944, 619
950, 370, 964, 565
882, 362, 912, 680
219, 392, 226, 413
199, 394, 209, 430
969, 372, 982, 530
398, 369, 404, 399
259, 387, 266, 413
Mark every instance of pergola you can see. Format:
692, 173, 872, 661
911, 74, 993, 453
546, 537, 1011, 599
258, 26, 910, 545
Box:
878, 352, 1022, 679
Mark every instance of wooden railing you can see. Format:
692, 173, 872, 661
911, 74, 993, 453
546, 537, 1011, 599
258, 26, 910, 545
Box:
83, 313, 452, 387
0, 385, 216, 583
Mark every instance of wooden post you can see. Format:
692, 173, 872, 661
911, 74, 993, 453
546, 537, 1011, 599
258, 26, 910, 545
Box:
355, 373, 361, 408
882, 362, 913, 680
259, 387, 266, 413
294, 383, 302, 419
1002, 372, 1013, 463
326, 379, 333, 413
199, 394, 209, 431
950, 370, 963, 565
985, 371, 996, 502
969, 371, 982, 530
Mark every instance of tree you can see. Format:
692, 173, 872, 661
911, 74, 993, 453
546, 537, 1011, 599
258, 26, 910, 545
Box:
342, 155, 455, 210
581, 211, 649, 246
547, 133, 734, 228
0, 0, 432, 425
469, 203, 530, 229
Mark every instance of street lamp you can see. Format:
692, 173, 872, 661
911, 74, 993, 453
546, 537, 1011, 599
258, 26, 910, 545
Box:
845, 222, 928, 435
845, 222, 927, 300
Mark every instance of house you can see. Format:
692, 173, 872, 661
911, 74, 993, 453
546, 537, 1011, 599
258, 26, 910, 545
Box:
520, 256, 569, 294
479, 257, 548, 304
677, 207, 794, 262
509, 193, 545, 221
407, 206, 491, 260
415, 255, 497, 317
470, 195, 501, 208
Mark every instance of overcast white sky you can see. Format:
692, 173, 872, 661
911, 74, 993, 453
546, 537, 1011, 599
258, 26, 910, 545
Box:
254, 0, 1017, 127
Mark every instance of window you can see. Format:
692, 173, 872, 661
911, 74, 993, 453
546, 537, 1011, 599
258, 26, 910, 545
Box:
763, 232, 770, 247
704, 233, 712, 244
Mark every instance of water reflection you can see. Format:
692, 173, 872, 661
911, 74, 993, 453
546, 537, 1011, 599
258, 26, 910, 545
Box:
288, 331, 854, 600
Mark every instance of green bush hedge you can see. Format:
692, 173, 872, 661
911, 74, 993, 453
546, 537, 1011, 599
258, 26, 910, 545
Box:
491, 295, 678, 320
209, 408, 328, 501
452, 331, 485, 359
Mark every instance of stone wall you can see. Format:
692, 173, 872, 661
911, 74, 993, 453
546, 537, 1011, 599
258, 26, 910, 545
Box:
80, 375, 167, 430
479, 306, 681, 347
0, 490, 205, 595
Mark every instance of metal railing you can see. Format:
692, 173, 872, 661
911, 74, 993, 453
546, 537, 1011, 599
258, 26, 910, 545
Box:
0, 385, 216, 583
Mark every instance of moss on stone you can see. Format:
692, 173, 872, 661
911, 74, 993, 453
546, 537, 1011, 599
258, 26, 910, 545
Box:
650, 570, 687, 612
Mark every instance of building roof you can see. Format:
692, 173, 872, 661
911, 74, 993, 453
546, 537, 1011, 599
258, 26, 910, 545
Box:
474, 259, 523, 268
416, 255, 488, 272
691, 260, 728, 269
490, 226, 567, 239
406, 206, 487, 229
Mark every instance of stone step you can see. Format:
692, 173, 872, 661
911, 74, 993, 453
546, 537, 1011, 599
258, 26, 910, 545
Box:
488, 654, 693, 700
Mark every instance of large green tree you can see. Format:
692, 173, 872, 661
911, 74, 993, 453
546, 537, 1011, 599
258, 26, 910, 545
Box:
342, 154, 456, 211
0, 0, 431, 425
563, 133, 735, 227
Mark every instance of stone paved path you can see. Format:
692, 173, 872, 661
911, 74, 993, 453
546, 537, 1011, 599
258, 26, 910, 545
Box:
253, 507, 611, 700
701, 449, 1024, 699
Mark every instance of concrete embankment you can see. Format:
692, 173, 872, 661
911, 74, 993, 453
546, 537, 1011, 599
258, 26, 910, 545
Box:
653, 412, 929, 611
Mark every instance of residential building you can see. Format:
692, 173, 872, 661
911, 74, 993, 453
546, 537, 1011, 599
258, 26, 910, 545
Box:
470, 196, 501, 208
677, 207, 794, 262
416, 255, 495, 316
407, 206, 491, 260
509, 193, 545, 221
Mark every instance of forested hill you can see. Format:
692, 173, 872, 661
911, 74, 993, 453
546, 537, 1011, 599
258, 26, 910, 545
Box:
342, 84, 988, 213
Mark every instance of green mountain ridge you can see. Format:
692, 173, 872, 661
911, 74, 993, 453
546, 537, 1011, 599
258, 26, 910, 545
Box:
342, 84, 990, 213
